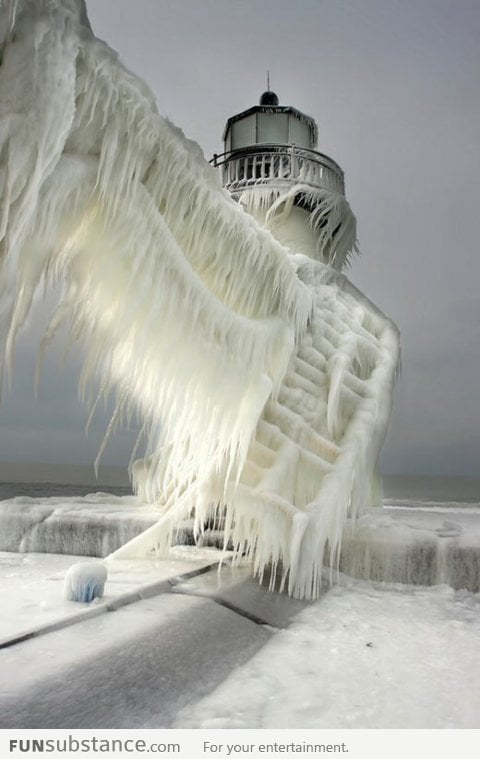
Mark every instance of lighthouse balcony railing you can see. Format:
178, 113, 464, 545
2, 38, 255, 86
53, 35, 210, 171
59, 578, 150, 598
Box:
211, 144, 345, 196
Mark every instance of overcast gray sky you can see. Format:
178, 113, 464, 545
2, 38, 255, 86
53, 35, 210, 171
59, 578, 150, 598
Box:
0, 0, 478, 476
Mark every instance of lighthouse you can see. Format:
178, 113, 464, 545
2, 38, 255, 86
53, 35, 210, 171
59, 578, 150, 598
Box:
213, 89, 357, 269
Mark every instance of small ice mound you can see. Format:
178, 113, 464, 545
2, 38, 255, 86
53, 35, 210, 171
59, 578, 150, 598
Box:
436, 521, 463, 538
64, 562, 108, 603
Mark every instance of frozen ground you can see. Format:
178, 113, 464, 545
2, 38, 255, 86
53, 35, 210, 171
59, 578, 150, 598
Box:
0, 547, 221, 642
0, 552, 276, 728
1, 548, 479, 728
175, 576, 480, 729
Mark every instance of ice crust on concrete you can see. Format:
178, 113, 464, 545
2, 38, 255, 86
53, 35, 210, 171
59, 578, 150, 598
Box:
174, 577, 480, 729
0, 494, 156, 556
0, 0, 399, 597
0, 548, 222, 642
2, 555, 479, 728
3, 495, 479, 596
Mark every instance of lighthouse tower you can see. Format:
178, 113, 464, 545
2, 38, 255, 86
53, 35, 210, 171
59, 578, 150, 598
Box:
213, 89, 357, 269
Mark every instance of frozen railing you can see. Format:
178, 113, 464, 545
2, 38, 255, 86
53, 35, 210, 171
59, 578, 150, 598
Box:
212, 144, 345, 196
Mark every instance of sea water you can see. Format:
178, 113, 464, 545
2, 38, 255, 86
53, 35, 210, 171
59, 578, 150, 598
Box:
0, 462, 131, 500
0, 469, 478, 507
382, 475, 480, 510
0, 480, 131, 500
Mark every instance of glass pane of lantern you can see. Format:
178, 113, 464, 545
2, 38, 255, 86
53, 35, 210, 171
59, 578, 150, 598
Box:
257, 112, 288, 144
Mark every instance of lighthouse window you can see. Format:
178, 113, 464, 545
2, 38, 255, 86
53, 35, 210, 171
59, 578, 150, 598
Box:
257, 112, 288, 144
289, 117, 311, 149
231, 115, 256, 149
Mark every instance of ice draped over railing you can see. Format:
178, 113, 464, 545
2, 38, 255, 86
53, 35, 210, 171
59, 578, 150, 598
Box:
213, 144, 357, 270
214, 145, 345, 196
0, 0, 399, 598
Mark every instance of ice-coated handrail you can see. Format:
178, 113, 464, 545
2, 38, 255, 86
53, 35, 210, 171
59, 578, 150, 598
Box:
211, 144, 345, 195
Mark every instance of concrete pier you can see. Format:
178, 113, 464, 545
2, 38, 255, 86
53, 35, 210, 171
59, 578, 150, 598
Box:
1, 497, 479, 592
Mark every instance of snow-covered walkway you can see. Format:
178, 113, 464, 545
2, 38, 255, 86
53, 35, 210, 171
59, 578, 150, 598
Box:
1, 550, 479, 729
176, 576, 480, 729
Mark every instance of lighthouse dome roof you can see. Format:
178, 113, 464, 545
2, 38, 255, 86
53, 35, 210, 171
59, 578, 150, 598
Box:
259, 90, 279, 106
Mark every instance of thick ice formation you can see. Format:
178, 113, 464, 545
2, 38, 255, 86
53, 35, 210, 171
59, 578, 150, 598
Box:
236, 185, 358, 271
0, 0, 399, 598
63, 561, 107, 602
